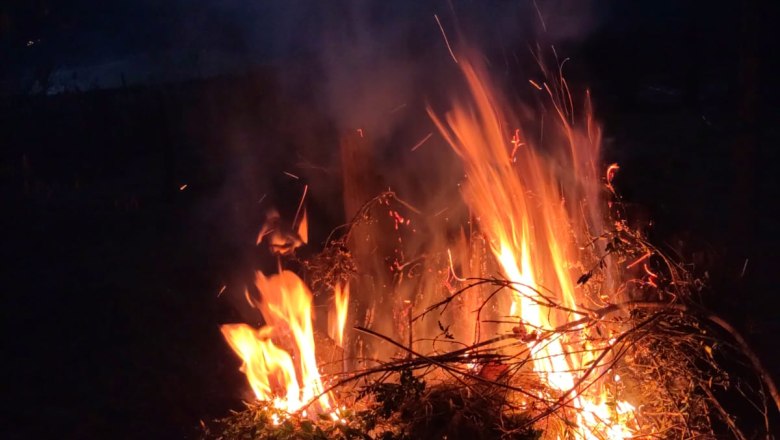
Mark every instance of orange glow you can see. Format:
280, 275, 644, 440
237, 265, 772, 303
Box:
220, 270, 332, 414
220, 324, 300, 405
219, 49, 642, 437
430, 58, 636, 438
296, 208, 309, 245
328, 282, 350, 348
626, 251, 651, 269
294, 185, 309, 245
606, 163, 620, 185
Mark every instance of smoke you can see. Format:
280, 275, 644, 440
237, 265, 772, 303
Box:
268, 0, 607, 149
204, 0, 609, 336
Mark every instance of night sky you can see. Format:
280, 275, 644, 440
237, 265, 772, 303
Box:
3, 1, 741, 93
2, 0, 779, 438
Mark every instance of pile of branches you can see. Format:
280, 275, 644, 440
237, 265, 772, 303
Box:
204, 369, 541, 440
206, 193, 778, 439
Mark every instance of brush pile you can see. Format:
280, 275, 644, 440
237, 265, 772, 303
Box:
204, 191, 777, 439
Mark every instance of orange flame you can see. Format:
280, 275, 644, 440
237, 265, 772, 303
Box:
296, 208, 309, 245
294, 185, 309, 245
430, 57, 636, 438
328, 282, 350, 348
220, 324, 300, 405
221, 270, 332, 414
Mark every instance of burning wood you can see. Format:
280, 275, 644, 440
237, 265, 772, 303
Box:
206, 53, 778, 439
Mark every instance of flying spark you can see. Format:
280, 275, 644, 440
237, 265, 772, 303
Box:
411, 133, 433, 151
434, 15, 458, 64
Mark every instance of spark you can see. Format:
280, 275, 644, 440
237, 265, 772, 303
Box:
218, 285, 227, 297
410, 132, 433, 151
179, 184, 188, 191
528, 79, 543, 91
390, 103, 407, 113
356, 128, 364, 138
532, 0, 547, 31
433, 207, 449, 217
391, 193, 422, 215
434, 14, 458, 64
283, 171, 299, 180
740, 259, 749, 278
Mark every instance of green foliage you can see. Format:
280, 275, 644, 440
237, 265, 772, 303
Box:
360, 369, 425, 418
204, 369, 542, 440
203, 401, 372, 440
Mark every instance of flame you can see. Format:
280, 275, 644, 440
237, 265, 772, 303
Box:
430, 58, 636, 438
328, 282, 350, 348
297, 208, 309, 245
220, 270, 332, 414
256, 209, 305, 255
219, 49, 639, 437
220, 324, 300, 406
294, 185, 309, 244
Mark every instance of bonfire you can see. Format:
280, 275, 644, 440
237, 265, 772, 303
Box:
203, 51, 778, 439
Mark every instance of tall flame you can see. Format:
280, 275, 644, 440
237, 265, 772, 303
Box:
220, 270, 332, 413
430, 58, 635, 438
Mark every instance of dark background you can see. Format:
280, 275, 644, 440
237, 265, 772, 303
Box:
2, 0, 779, 438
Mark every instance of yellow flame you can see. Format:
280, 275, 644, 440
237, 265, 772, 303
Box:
430, 57, 635, 438
221, 270, 332, 413
220, 324, 300, 406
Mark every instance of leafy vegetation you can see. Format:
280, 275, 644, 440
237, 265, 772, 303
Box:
203, 368, 541, 440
